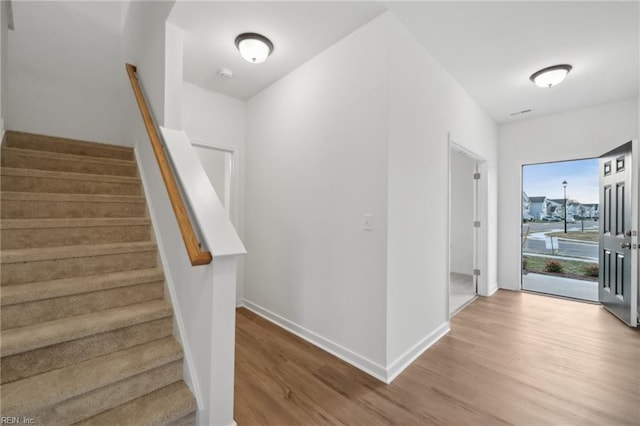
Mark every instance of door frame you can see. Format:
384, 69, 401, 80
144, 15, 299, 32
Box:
447, 136, 489, 318
519, 156, 599, 298
633, 139, 639, 326
190, 138, 242, 231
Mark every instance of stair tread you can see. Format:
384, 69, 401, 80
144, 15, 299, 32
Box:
0, 191, 145, 203
77, 381, 196, 426
0, 217, 151, 230
0, 241, 156, 264
1, 146, 137, 166
1, 268, 165, 306
1, 300, 172, 356
0, 337, 182, 416
1, 167, 141, 183
4, 131, 134, 159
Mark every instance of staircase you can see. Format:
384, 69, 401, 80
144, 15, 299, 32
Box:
0, 131, 197, 425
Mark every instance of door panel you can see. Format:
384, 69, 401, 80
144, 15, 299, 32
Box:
599, 141, 637, 326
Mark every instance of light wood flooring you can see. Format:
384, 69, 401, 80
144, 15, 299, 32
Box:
234, 290, 640, 425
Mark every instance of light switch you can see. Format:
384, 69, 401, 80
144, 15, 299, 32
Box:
363, 214, 373, 231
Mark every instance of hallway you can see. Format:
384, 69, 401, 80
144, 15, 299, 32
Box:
235, 290, 639, 425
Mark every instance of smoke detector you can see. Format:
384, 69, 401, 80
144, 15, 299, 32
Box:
218, 68, 233, 78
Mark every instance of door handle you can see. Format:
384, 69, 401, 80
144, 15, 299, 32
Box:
620, 242, 631, 249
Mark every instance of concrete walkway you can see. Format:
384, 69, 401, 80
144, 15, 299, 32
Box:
522, 273, 598, 302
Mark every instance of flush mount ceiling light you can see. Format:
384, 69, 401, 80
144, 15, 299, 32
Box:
235, 33, 274, 64
530, 64, 572, 88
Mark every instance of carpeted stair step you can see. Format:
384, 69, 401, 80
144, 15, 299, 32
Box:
0, 337, 183, 419
1, 277, 164, 330
1, 217, 152, 249
29, 361, 185, 424
1, 268, 165, 306
1, 167, 142, 195
1, 242, 158, 285
1, 300, 172, 357
1, 147, 138, 176
77, 380, 197, 426
0, 192, 147, 219
3, 130, 135, 161
1, 281, 164, 329
168, 413, 197, 426
1, 317, 173, 385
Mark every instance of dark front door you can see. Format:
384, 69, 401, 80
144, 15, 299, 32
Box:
599, 141, 637, 326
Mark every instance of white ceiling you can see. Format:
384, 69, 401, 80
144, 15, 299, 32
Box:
171, 1, 639, 124
387, 1, 639, 123
169, 1, 386, 101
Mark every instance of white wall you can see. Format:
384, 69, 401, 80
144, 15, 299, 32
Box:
122, 1, 173, 125
498, 98, 639, 290
244, 15, 390, 374
242, 11, 499, 382
450, 150, 476, 274
6, 1, 123, 145
385, 15, 498, 373
181, 81, 246, 304
164, 22, 183, 130
182, 82, 245, 149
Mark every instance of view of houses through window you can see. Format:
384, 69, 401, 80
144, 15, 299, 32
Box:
521, 158, 599, 301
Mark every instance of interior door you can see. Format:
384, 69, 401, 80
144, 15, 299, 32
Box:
599, 141, 638, 327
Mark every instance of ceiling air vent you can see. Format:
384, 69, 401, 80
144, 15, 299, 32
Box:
509, 109, 532, 117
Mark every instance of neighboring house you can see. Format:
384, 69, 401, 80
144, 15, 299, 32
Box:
546, 199, 564, 217
548, 199, 586, 218
567, 201, 582, 217
582, 203, 600, 218
548, 198, 574, 217
528, 196, 564, 219
522, 192, 532, 220
531, 198, 598, 220
528, 196, 546, 219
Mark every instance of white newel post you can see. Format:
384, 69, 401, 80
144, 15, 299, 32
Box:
160, 127, 246, 426
209, 255, 239, 426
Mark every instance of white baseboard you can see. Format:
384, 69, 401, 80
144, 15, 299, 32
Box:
241, 299, 389, 383
386, 321, 450, 383
236, 299, 245, 308
0, 117, 5, 142
497, 284, 520, 292
488, 283, 499, 296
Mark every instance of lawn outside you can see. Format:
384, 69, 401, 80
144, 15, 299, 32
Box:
545, 231, 598, 243
523, 255, 598, 282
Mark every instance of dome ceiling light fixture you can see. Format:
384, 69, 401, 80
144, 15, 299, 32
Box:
529, 64, 572, 88
235, 33, 274, 64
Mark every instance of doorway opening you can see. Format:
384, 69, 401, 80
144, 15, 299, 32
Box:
192, 142, 236, 222
521, 158, 600, 302
449, 146, 482, 315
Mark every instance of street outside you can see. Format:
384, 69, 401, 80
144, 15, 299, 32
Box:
522, 220, 598, 260
522, 219, 599, 301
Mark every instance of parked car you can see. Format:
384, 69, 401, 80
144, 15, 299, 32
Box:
522, 213, 534, 222
540, 215, 561, 222
565, 215, 576, 223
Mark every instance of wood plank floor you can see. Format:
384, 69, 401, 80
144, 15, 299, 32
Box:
234, 290, 640, 425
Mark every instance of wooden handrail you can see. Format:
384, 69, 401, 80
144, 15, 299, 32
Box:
126, 63, 212, 266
